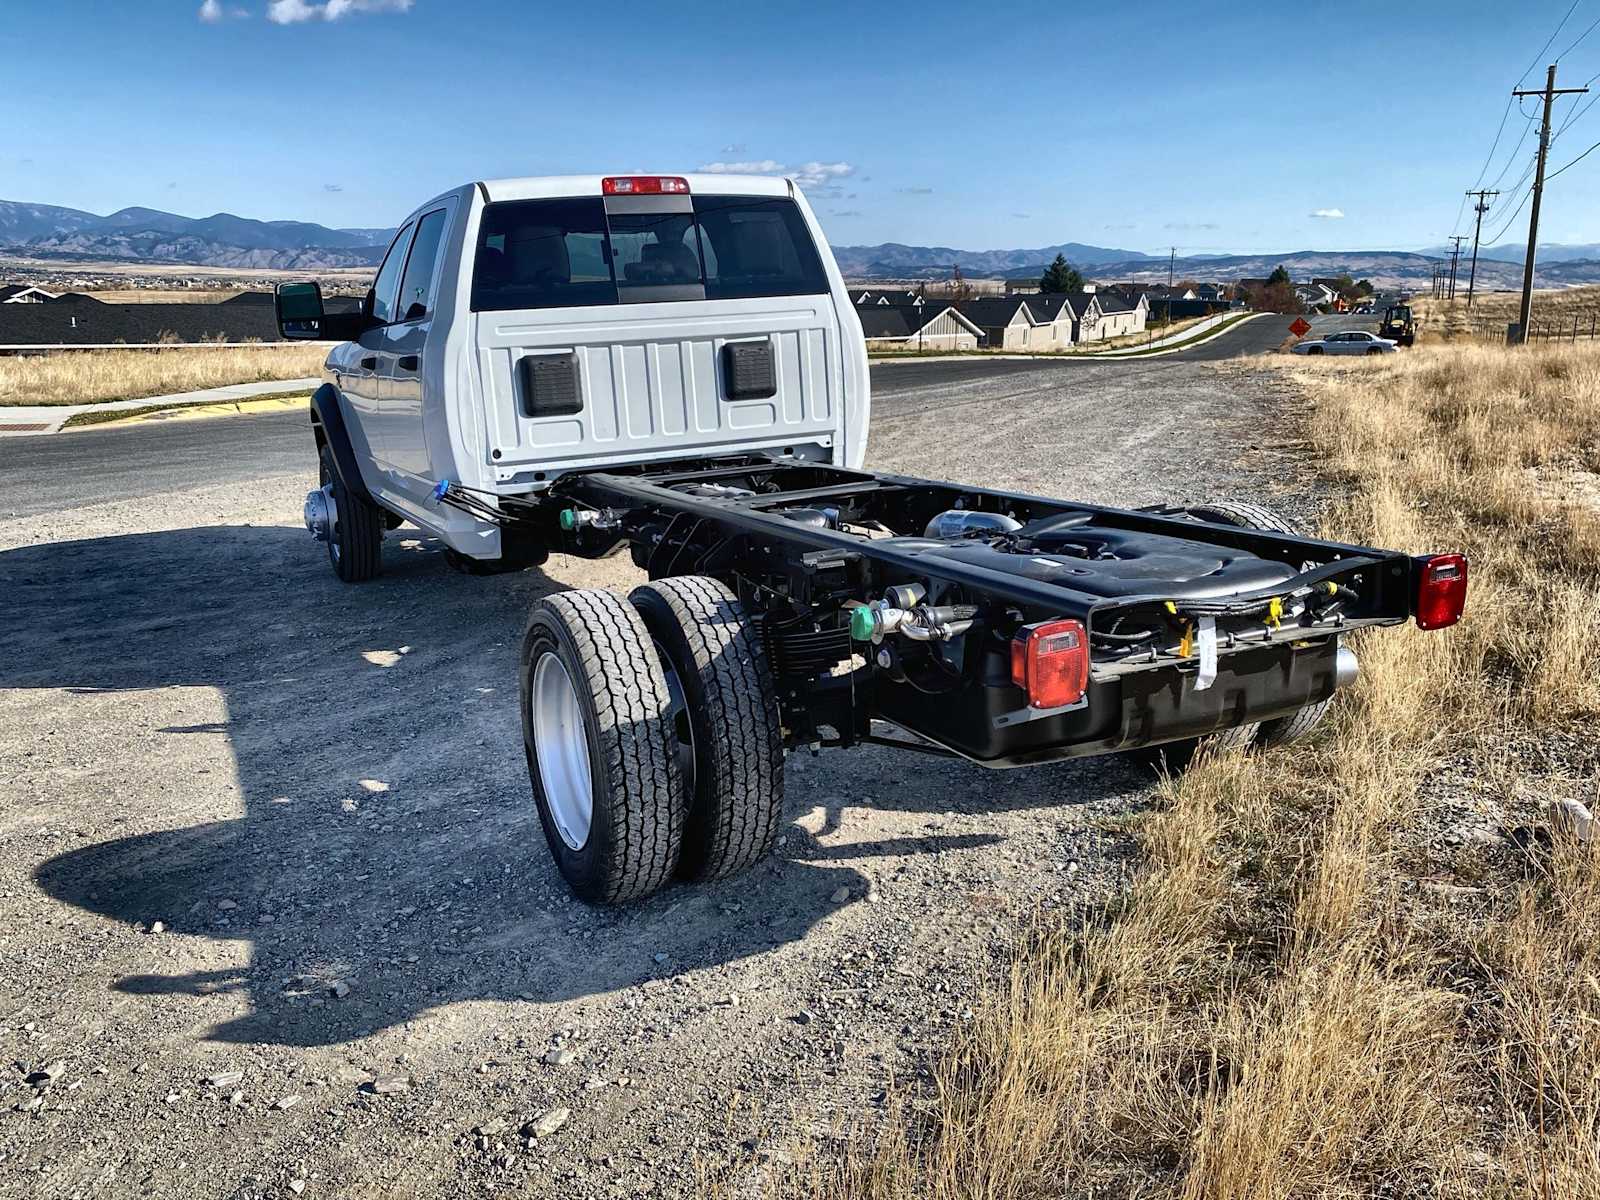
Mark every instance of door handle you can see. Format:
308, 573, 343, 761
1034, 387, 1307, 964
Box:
397, 355, 419, 372
360, 356, 378, 370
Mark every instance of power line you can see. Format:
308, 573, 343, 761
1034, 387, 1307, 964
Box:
1465, 189, 1500, 307
1546, 133, 1600, 178
1553, 8, 1600, 60
1457, 1, 1587, 237
1511, 63, 1590, 343
1520, 0, 1584, 85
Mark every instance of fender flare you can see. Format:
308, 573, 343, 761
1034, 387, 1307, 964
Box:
309, 384, 374, 505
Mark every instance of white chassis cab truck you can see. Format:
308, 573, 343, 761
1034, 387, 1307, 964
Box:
277, 173, 1467, 904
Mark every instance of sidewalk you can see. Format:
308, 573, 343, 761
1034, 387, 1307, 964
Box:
0, 377, 322, 437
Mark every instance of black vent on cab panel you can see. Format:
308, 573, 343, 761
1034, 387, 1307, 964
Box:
721, 339, 777, 401
517, 353, 582, 418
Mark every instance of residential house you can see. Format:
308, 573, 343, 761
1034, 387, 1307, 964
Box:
858, 303, 981, 351
1293, 282, 1337, 309
0, 285, 58, 303
960, 297, 1045, 350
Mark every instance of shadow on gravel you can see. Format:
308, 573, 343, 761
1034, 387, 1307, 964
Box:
4, 524, 1133, 1048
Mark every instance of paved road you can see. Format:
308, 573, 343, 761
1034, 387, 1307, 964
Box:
0, 312, 1371, 520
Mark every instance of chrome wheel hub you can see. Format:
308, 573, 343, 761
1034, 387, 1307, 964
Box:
532, 652, 594, 851
304, 485, 338, 543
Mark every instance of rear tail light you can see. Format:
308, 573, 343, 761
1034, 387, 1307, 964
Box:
1010, 619, 1089, 709
601, 176, 690, 195
1413, 553, 1468, 630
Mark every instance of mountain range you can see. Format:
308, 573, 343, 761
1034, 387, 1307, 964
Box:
7, 195, 1600, 287
0, 199, 392, 270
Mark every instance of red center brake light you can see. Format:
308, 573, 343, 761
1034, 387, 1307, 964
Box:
1414, 553, 1469, 630
602, 176, 690, 196
1010, 619, 1089, 710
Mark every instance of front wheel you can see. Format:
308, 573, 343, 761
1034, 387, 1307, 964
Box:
520, 590, 686, 904
316, 445, 384, 582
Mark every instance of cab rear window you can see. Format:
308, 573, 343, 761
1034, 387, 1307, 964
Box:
471, 196, 828, 311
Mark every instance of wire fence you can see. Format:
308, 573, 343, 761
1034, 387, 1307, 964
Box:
1435, 312, 1600, 343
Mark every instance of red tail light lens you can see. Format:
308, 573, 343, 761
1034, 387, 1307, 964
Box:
1414, 553, 1468, 630
1010, 619, 1089, 709
601, 176, 690, 195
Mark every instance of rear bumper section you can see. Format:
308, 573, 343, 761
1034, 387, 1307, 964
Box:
872, 638, 1342, 768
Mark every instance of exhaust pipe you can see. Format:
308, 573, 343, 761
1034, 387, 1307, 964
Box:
1334, 644, 1359, 689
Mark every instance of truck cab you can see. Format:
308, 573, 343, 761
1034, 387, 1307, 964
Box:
278, 174, 869, 572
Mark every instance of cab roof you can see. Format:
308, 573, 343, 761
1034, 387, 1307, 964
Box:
479, 174, 795, 203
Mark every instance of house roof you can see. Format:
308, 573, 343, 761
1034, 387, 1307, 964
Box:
1094, 292, 1132, 314
956, 298, 1034, 328
0, 300, 285, 345
856, 307, 913, 339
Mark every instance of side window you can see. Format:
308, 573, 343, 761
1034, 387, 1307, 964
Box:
396, 208, 449, 323
370, 222, 414, 325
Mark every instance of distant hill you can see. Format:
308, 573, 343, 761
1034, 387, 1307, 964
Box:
1418, 241, 1600, 265
0, 200, 104, 243
0, 198, 391, 270
830, 241, 1156, 279
8, 193, 1600, 286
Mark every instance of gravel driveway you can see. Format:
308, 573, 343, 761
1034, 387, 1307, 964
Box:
0, 357, 1318, 1198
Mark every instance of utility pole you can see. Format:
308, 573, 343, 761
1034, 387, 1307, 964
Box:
1464, 189, 1498, 307
1447, 235, 1467, 300
1167, 246, 1175, 290
1511, 65, 1589, 343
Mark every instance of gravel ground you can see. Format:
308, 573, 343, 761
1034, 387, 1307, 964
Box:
0, 358, 1324, 1198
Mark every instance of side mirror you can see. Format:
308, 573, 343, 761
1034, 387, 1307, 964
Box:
276, 282, 326, 340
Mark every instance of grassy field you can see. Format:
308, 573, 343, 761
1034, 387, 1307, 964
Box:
1414, 284, 1600, 344
789, 343, 1600, 1198
0, 344, 329, 407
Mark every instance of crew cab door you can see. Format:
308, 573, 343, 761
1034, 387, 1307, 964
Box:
338, 220, 412, 465
470, 192, 843, 476
375, 201, 454, 494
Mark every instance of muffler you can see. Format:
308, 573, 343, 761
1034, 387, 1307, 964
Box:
1334, 644, 1359, 689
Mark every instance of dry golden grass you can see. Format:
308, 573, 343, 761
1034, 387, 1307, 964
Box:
758, 343, 1600, 1199
1414, 284, 1600, 344
0, 344, 329, 407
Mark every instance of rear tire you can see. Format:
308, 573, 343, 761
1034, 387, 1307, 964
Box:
1307, 346, 1324, 355
319, 444, 383, 582
630, 577, 785, 882
520, 590, 686, 904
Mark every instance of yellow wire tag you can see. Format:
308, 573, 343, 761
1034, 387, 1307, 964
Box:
1266, 597, 1284, 629
1179, 622, 1194, 657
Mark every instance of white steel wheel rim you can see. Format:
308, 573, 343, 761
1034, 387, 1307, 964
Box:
532, 651, 594, 851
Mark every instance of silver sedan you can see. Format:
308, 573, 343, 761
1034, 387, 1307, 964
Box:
1292, 330, 1399, 356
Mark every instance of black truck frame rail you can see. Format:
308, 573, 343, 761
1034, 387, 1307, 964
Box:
441, 453, 1429, 767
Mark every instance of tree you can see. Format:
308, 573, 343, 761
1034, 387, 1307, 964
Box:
1354, 278, 1374, 297
1254, 281, 1304, 315
1039, 254, 1083, 294
1267, 265, 1292, 286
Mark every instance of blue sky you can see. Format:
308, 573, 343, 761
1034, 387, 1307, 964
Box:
7, 0, 1600, 254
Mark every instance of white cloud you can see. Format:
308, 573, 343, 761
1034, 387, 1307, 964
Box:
1310, 207, 1345, 220
894, 186, 934, 195
694, 159, 856, 191
267, 0, 411, 23
198, 0, 223, 20
323, 182, 343, 192
791, 161, 854, 188
697, 160, 785, 175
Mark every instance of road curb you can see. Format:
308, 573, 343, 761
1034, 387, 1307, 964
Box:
0, 377, 322, 437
